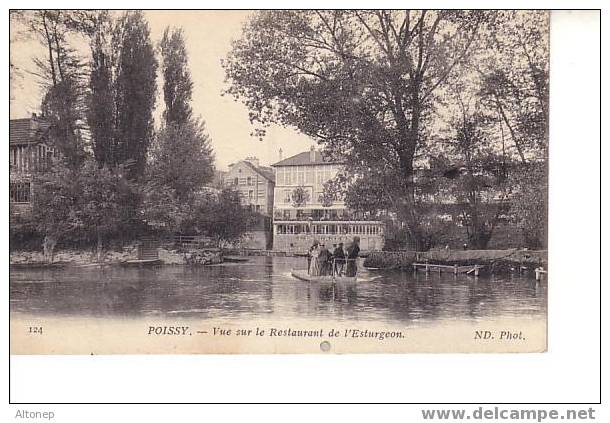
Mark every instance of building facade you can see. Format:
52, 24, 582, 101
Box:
223, 157, 275, 216
9, 115, 56, 220
271, 147, 384, 253
222, 157, 275, 249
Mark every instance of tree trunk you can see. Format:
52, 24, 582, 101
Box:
41, 12, 58, 87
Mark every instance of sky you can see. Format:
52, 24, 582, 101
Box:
9, 11, 315, 170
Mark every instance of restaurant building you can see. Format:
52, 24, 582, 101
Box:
271, 147, 384, 253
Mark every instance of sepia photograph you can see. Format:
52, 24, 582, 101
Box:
9, 9, 549, 354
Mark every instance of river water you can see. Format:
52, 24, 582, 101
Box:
10, 256, 546, 325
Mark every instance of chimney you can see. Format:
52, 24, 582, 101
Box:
278, 148, 283, 161
310, 145, 316, 162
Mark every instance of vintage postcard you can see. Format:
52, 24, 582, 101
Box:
9, 10, 548, 354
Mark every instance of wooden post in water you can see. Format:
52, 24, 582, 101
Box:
453, 264, 458, 275
535, 267, 546, 281
474, 265, 480, 277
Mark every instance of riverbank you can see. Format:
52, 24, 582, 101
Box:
9, 246, 222, 267
364, 249, 547, 274
10, 246, 547, 274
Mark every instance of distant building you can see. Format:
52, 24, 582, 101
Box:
271, 146, 384, 253
9, 115, 57, 218
223, 157, 275, 216
222, 157, 275, 249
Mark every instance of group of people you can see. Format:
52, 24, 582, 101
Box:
307, 236, 360, 277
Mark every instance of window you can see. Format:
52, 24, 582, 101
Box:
10, 147, 16, 167
277, 169, 284, 185
284, 190, 291, 203
247, 177, 252, 185
256, 205, 261, 212
10, 182, 30, 203
316, 168, 324, 185
248, 190, 253, 199
285, 169, 292, 185
305, 167, 314, 184
324, 167, 331, 182
234, 177, 239, 186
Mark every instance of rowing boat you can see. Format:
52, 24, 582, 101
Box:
290, 270, 357, 283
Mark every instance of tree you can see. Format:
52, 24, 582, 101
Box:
147, 120, 215, 202
138, 184, 188, 234
471, 11, 548, 247
76, 160, 138, 261
440, 110, 511, 249
31, 161, 81, 262
510, 162, 547, 249
149, 24, 214, 214
88, 11, 116, 168
477, 11, 549, 162
159, 27, 193, 125
22, 10, 94, 169
185, 189, 255, 248
114, 11, 158, 179
87, 11, 157, 178
225, 10, 487, 249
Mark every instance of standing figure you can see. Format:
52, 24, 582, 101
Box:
307, 240, 317, 271
333, 243, 346, 276
318, 244, 330, 276
309, 242, 321, 276
345, 236, 360, 277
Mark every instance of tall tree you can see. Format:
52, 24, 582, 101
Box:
112, 11, 158, 178
225, 10, 486, 249
88, 11, 116, 168
477, 11, 549, 163
475, 11, 549, 247
159, 27, 193, 125
87, 11, 158, 178
148, 25, 215, 207
23, 10, 94, 169
440, 96, 510, 249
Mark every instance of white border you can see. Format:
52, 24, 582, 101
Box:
2, 2, 604, 417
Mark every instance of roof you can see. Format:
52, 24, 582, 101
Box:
271, 151, 342, 167
10, 117, 50, 146
241, 160, 276, 183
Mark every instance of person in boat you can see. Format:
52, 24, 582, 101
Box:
307, 241, 316, 271
345, 236, 360, 277
308, 241, 321, 276
333, 242, 346, 276
318, 244, 330, 276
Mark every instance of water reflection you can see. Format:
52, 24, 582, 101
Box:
10, 256, 546, 323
